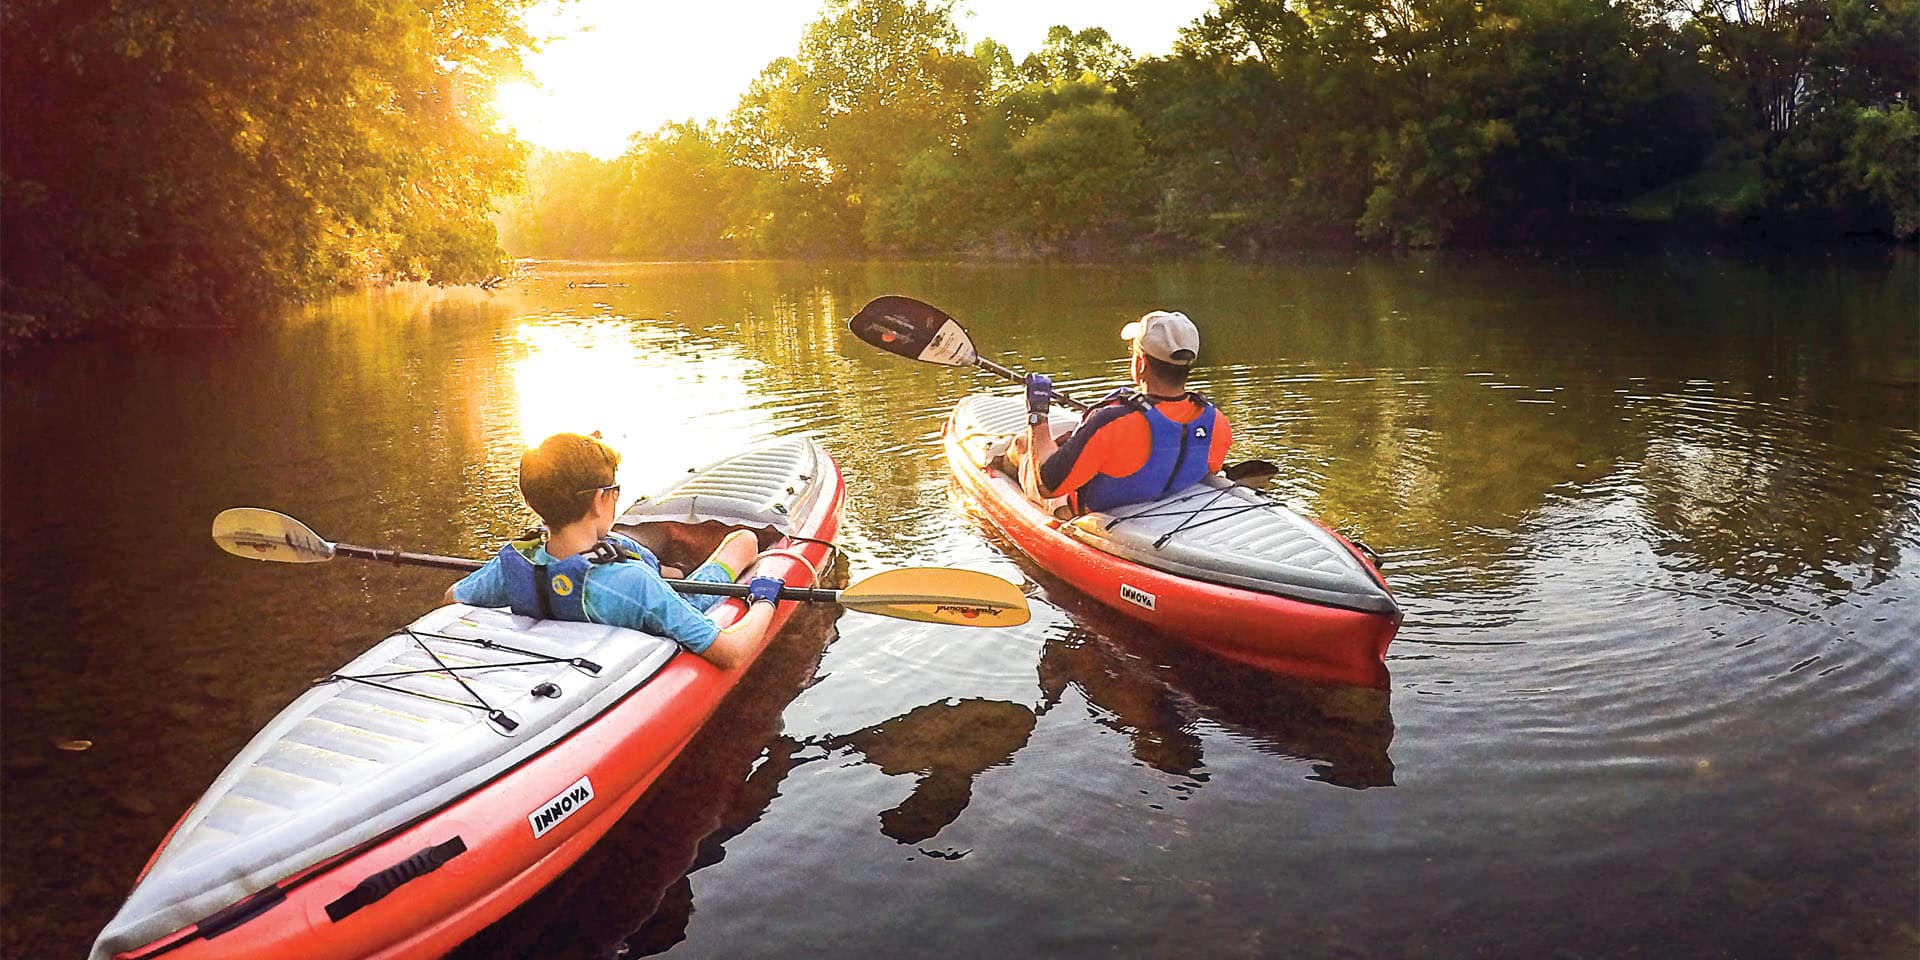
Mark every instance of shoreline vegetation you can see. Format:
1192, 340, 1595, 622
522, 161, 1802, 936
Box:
4, 1, 1915, 351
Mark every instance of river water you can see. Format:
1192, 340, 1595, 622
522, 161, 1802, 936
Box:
4, 252, 1916, 958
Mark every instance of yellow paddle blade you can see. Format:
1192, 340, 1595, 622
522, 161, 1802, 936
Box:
212, 508, 336, 563
837, 567, 1030, 627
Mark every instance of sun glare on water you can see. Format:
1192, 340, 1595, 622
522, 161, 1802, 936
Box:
509, 318, 770, 493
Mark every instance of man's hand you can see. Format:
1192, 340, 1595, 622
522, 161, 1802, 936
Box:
746, 576, 785, 606
1024, 373, 1053, 424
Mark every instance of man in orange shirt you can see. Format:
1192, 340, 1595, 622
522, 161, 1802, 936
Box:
1005, 310, 1234, 514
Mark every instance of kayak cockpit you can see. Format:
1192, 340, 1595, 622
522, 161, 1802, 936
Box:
615, 436, 836, 578
951, 394, 1397, 616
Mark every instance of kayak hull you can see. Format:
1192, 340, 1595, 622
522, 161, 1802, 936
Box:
100, 440, 843, 960
943, 406, 1397, 689
122, 668, 710, 960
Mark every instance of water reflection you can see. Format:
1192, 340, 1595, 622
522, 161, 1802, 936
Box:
1037, 629, 1395, 791
3, 252, 1915, 960
448, 602, 843, 960
828, 699, 1038, 847
496, 254, 1917, 606
806, 626, 1396, 857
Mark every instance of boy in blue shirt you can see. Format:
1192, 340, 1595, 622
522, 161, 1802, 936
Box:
445, 433, 784, 670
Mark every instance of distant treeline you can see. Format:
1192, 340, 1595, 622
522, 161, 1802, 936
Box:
2, 1, 1913, 345
2, 0, 534, 344
501, 0, 1917, 260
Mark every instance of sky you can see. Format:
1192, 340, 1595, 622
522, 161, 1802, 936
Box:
495, 0, 1219, 157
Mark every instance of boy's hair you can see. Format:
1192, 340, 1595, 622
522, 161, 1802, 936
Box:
519, 433, 620, 527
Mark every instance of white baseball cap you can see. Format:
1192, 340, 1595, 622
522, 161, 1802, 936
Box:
1120, 310, 1200, 365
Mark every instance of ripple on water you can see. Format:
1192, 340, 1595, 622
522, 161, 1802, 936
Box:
9, 258, 1917, 960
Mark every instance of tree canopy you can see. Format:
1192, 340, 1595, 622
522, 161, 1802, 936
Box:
2, 0, 535, 342
3, 0, 1913, 343
501, 0, 1918, 260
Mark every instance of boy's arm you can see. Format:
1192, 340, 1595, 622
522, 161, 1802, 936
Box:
586, 566, 723, 655
588, 566, 788, 671
697, 600, 777, 671
445, 554, 509, 607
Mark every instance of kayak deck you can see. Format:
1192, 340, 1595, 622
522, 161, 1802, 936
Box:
94, 436, 844, 960
954, 395, 1396, 614
94, 609, 680, 958
945, 394, 1399, 687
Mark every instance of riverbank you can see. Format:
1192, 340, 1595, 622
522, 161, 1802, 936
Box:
9, 231, 1911, 358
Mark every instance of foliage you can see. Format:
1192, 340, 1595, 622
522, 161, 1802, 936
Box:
1010, 99, 1150, 246
1690, 0, 1919, 237
9, 0, 1913, 340
1763, 103, 1920, 236
493, 0, 1911, 256
1021, 26, 1135, 87
1840, 106, 1920, 237
496, 151, 628, 257
1, 0, 533, 339
773, 0, 981, 222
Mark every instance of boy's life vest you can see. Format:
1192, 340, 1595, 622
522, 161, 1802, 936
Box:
1074, 390, 1220, 513
497, 530, 657, 621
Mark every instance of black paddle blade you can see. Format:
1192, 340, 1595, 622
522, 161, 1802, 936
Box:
850, 296, 979, 367
1223, 459, 1280, 489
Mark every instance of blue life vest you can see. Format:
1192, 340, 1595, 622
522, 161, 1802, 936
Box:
1076, 392, 1219, 513
498, 531, 654, 621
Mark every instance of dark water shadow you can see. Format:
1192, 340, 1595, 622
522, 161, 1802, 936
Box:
447, 581, 846, 959
986, 523, 1397, 789
1037, 624, 1396, 790
822, 698, 1039, 848
797, 612, 1398, 863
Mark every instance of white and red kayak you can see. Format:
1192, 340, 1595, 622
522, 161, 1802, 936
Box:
945, 394, 1399, 688
92, 437, 843, 960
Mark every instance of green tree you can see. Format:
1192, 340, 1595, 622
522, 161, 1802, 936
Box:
497, 150, 627, 257
1, 0, 532, 341
1021, 26, 1136, 86
1691, 0, 1826, 135
973, 38, 1025, 98
719, 0, 988, 253
1010, 97, 1151, 248
722, 57, 861, 254
615, 121, 735, 258
790, 0, 983, 206
869, 71, 1155, 254
1692, 0, 1920, 236
863, 145, 999, 251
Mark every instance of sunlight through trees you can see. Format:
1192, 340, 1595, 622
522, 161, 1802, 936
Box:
3, 0, 1913, 342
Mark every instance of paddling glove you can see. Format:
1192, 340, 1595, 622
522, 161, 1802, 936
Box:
1024, 374, 1053, 424
747, 576, 785, 607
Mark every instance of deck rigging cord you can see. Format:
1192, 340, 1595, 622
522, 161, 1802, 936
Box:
316, 627, 611, 732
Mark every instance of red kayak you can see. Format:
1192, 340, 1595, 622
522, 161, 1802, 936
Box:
945, 394, 1400, 688
92, 438, 843, 960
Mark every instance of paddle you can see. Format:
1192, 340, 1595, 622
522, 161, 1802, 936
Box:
849, 295, 1278, 479
212, 508, 1030, 627
850, 295, 1090, 412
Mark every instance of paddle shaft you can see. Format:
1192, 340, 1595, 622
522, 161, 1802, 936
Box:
973, 356, 1089, 412
850, 294, 1274, 476
331, 543, 844, 601
970, 337, 1287, 492
960, 328, 1277, 478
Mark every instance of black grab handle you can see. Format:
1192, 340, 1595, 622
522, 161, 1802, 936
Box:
325, 836, 468, 922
